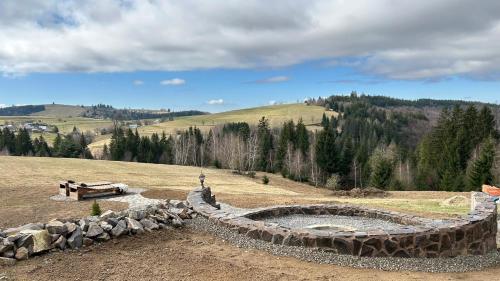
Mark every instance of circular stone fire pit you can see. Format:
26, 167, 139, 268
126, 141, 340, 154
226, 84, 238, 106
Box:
187, 187, 498, 258
262, 214, 408, 233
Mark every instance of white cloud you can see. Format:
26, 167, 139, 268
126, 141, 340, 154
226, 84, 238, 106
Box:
254, 76, 290, 84
1, 1, 500, 80
0, 104, 7, 108
160, 78, 185, 86
268, 100, 277, 105
207, 99, 224, 105
133, 80, 143, 85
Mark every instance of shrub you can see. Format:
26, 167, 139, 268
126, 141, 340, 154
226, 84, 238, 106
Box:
325, 174, 340, 190
262, 175, 270, 185
213, 159, 222, 169
246, 171, 256, 178
91, 200, 102, 216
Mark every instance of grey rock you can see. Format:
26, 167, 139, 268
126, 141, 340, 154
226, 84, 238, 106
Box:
15, 234, 34, 254
0, 257, 16, 266
67, 226, 83, 249
106, 218, 119, 227
172, 218, 183, 228
83, 238, 94, 247
6, 234, 22, 243
126, 218, 144, 234
140, 219, 159, 231
52, 235, 66, 250
2, 250, 15, 259
15, 247, 29, 260
50, 234, 61, 243
96, 232, 110, 242
46, 220, 68, 235
85, 223, 103, 238
128, 209, 146, 221
111, 220, 128, 237
64, 222, 77, 234
100, 210, 117, 220
99, 221, 113, 232
79, 218, 90, 232
0, 231, 6, 238
4, 223, 43, 236
169, 200, 187, 209
19, 229, 51, 253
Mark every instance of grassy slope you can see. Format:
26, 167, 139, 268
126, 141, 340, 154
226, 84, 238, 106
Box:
30, 104, 87, 118
0, 156, 471, 228
89, 103, 336, 150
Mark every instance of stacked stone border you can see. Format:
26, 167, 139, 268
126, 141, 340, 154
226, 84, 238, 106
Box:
188, 187, 497, 258
0, 200, 192, 265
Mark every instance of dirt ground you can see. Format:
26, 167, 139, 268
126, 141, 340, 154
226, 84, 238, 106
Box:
1, 227, 499, 281
0, 184, 127, 229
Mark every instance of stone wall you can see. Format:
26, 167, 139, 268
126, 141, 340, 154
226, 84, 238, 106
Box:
188, 187, 497, 258
0, 200, 192, 265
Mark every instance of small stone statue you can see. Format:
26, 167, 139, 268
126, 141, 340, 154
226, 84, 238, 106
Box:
199, 173, 206, 188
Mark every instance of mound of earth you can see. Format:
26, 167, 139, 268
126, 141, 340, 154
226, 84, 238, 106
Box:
440, 195, 470, 207
332, 187, 386, 198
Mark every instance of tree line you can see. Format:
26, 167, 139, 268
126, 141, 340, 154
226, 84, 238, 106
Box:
0, 127, 93, 158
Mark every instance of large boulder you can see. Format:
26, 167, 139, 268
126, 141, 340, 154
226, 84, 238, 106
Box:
100, 210, 117, 220
126, 218, 144, 234
86, 223, 104, 238
99, 221, 113, 232
46, 220, 68, 235
52, 235, 66, 250
64, 222, 77, 234
140, 218, 159, 231
0, 238, 14, 254
111, 220, 128, 237
4, 223, 43, 236
15, 234, 34, 254
79, 218, 90, 232
169, 200, 188, 209
19, 229, 51, 253
67, 226, 83, 249
127, 209, 146, 221
15, 247, 29, 260
95, 232, 110, 242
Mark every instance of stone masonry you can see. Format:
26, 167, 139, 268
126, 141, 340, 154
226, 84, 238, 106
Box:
188, 187, 497, 258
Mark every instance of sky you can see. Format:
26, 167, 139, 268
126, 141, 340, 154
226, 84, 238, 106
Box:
1, 0, 500, 112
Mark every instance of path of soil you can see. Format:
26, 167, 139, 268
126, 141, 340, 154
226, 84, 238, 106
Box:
2, 227, 499, 281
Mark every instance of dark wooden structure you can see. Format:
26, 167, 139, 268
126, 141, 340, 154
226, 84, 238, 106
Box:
59, 180, 127, 200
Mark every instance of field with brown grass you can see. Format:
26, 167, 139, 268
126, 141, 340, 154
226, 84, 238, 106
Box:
0, 156, 472, 229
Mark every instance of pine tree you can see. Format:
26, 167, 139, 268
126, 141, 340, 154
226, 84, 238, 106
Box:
315, 125, 339, 179
321, 113, 329, 129
467, 137, 496, 191
257, 117, 274, 172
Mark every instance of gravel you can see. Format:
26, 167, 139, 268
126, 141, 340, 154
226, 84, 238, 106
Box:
188, 216, 500, 273
261, 214, 409, 232
50, 188, 162, 209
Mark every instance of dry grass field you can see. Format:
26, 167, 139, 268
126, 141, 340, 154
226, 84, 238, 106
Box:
88, 103, 336, 151
0, 156, 472, 229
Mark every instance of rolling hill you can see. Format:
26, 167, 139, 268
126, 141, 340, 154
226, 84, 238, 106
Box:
88, 103, 336, 151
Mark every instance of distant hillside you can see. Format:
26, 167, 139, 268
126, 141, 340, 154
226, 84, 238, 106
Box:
88, 103, 336, 151
0, 105, 46, 116
138, 103, 336, 135
31, 104, 87, 117
81, 104, 207, 120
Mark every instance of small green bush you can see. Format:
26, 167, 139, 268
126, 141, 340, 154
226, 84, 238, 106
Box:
325, 174, 340, 190
91, 200, 102, 216
213, 159, 222, 169
246, 171, 256, 178
262, 175, 270, 185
